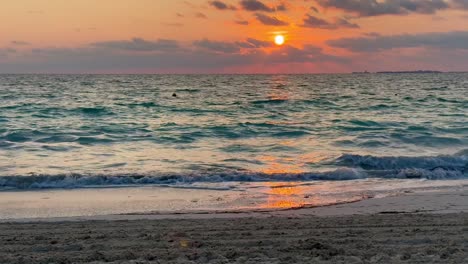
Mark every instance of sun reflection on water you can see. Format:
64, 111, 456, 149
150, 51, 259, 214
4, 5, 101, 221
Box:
263, 183, 306, 209
256, 151, 340, 209
257, 155, 306, 209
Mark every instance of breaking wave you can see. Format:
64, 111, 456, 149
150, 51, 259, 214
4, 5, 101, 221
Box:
335, 151, 468, 171
1, 151, 466, 190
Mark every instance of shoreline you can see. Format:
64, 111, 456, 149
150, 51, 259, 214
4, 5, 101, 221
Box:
2, 187, 466, 223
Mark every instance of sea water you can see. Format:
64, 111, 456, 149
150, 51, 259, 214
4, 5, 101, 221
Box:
0, 74, 467, 218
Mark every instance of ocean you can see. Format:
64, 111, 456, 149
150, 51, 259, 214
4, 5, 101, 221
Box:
0, 74, 467, 218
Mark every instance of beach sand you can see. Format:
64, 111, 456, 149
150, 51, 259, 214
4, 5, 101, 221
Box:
1, 190, 467, 263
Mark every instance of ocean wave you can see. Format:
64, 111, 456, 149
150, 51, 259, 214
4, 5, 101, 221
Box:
0, 165, 466, 190
335, 152, 467, 171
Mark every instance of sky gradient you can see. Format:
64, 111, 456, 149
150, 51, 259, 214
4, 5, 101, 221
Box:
1, 0, 468, 73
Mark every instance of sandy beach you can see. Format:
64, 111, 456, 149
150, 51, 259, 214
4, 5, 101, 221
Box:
1, 189, 467, 264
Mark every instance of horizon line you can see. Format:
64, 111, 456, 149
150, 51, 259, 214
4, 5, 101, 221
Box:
1, 71, 467, 75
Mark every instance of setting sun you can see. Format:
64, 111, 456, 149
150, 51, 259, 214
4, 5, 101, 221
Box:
274, 35, 285, 46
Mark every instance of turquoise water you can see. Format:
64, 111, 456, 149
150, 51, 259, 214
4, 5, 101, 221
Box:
0, 74, 467, 189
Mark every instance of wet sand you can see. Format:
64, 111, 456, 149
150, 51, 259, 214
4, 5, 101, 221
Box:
1, 190, 467, 263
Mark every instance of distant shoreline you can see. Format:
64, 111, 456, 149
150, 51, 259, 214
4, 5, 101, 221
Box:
2, 71, 468, 75
352, 70, 444, 74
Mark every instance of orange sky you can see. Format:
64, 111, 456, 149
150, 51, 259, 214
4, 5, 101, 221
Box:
1, 0, 468, 73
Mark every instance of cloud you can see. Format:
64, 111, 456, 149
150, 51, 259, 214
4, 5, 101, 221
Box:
240, 0, 286, 12
255, 13, 289, 26
237, 38, 273, 48
6, 37, 468, 74
0, 37, 349, 73
267, 44, 349, 64
0, 48, 17, 56
310, 6, 319, 13
302, 15, 359, 29
4, 34, 468, 73
235, 20, 249, 25
453, 0, 468, 8
193, 39, 241, 53
5, 47, 254, 73
431, 15, 447, 21
317, 0, 449, 17
363, 32, 381, 37
11, 40, 30, 46
240, 0, 273, 12
193, 38, 272, 53
209, 1, 237, 10
276, 3, 288, 11
90, 38, 180, 52
327, 31, 468, 52
343, 47, 468, 72
246, 38, 272, 48
195, 12, 208, 18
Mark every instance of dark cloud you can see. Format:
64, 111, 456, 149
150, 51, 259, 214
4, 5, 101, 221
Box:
267, 45, 348, 64
11, 40, 30, 46
239, 0, 286, 12
236, 38, 272, 48
317, 0, 449, 17
275, 3, 288, 11
5, 47, 254, 73
246, 38, 272, 48
195, 12, 208, 18
0, 40, 348, 73
255, 13, 289, 26
240, 0, 273, 12
302, 15, 359, 29
6, 36, 468, 73
194, 38, 272, 53
209, 1, 237, 10
193, 39, 241, 53
343, 47, 468, 73
90, 38, 180, 52
327, 31, 468, 52
0, 48, 17, 59
453, 0, 468, 8
235, 20, 249, 25
2, 48, 17, 53
432, 15, 446, 21
363, 32, 381, 37
310, 6, 319, 13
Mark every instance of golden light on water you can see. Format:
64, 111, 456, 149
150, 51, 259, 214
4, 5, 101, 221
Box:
263, 183, 306, 209
256, 151, 336, 209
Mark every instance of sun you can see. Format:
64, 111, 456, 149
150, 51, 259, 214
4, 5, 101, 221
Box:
274, 35, 285, 46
